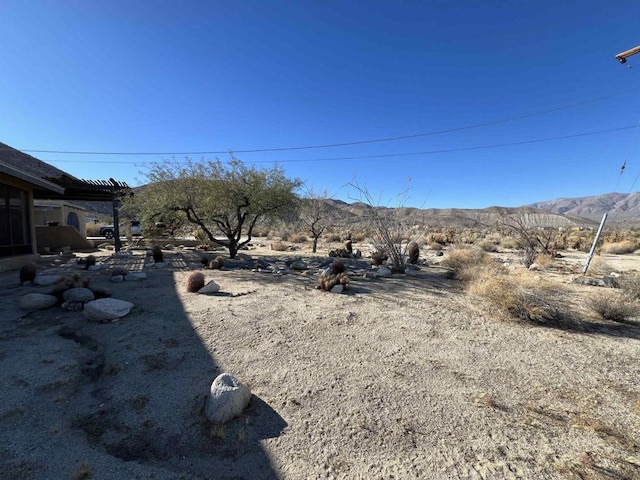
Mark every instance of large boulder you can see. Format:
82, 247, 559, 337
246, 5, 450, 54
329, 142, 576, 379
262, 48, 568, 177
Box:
20, 293, 58, 311
205, 373, 251, 424
83, 298, 134, 322
34, 275, 63, 286
63, 287, 95, 303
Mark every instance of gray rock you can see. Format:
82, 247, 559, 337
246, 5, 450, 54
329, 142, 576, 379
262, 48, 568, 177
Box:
63, 287, 95, 303
153, 262, 167, 269
87, 264, 104, 271
84, 298, 134, 321
290, 261, 308, 271
124, 272, 147, 281
34, 275, 63, 286
330, 284, 345, 294
62, 301, 84, 312
110, 275, 125, 283
376, 267, 392, 278
198, 280, 220, 294
20, 293, 58, 311
205, 373, 251, 424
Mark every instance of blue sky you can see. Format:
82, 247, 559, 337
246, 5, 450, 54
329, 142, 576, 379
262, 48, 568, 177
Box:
1, 0, 639, 208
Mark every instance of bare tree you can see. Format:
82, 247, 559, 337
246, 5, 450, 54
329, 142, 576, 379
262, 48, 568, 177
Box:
298, 188, 332, 254
347, 180, 427, 273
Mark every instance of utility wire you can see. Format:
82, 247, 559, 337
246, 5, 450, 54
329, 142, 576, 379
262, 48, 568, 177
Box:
43, 124, 636, 165
5, 86, 640, 156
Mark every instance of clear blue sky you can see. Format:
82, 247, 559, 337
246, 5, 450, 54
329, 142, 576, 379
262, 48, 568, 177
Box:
1, 0, 639, 208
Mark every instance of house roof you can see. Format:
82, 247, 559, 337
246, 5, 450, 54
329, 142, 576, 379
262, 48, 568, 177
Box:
0, 142, 130, 201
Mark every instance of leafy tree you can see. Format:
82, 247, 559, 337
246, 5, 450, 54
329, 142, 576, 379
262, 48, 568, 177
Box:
129, 158, 301, 258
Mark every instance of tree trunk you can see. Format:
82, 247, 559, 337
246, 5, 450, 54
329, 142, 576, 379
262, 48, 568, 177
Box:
312, 235, 319, 253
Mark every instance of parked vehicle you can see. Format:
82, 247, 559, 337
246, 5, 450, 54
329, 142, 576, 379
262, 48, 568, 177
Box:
99, 220, 142, 238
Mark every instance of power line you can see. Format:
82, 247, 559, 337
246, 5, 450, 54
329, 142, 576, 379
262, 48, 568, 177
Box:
5, 86, 639, 156
42, 124, 636, 165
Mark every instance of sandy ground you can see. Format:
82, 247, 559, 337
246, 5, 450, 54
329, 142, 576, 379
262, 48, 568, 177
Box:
1, 241, 639, 480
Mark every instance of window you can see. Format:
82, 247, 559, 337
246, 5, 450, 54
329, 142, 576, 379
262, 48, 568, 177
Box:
0, 183, 32, 257
67, 211, 80, 230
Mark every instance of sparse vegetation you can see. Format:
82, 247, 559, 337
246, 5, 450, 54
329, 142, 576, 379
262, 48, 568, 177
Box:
618, 272, 640, 299
439, 246, 491, 281
72, 462, 94, 480
601, 240, 638, 255
587, 291, 639, 323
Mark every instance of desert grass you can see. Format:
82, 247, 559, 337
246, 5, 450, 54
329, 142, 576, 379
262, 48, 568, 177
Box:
72, 462, 94, 480
601, 240, 638, 255
439, 246, 492, 281
587, 291, 640, 323
270, 241, 288, 252
618, 272, 640, 299
467, 268, 575, 326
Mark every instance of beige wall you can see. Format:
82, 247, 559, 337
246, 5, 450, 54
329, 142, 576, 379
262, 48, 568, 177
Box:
34, 201, 88, 237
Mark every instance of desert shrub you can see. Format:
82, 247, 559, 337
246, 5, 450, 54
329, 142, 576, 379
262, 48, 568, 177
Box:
290, 233, 307, 244
601, 241, 638, 255
86, 223, 102, 237
326, 233, 342, 242
534, 253, 554, 268
270, 241, 288, 252
587, 291, 639, 323
351, 231, 367, 243
407, 241, 420, 264
499, 237, 520, 250
468, 269, 571, 325
440, 246, 491, 280
185, 272, 205, 293
478, 239, 500, 252
618, 273, 640, 299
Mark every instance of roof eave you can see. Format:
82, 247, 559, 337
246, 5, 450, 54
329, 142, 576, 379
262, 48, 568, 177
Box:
0, 160, 66, 194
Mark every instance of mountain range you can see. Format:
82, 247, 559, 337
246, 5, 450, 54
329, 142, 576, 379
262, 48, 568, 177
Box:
77, 191, 640, 230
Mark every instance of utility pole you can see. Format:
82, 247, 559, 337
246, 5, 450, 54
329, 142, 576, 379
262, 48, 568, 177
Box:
583, 45, 640, 274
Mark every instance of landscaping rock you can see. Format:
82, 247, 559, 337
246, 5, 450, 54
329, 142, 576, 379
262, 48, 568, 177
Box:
291, 261, 308, 271
199, 280, 220, 294
87, 264, 104, 271
330, 284, 345, 294
34, 275, 63, 286
20, 293, 58, 311
124, 272, 147, 281
153, 262, 167, 269
84, 298, 134, 322
110, 275, 125, 283
376, 267, 392, 278
63, 287, 95, 303
205, 373, 251, 424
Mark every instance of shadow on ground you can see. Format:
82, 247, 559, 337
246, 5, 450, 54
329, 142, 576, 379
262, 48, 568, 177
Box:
0, 252, 286, 479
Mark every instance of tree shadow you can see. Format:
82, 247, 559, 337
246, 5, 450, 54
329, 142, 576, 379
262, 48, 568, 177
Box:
0, 253, 286, 479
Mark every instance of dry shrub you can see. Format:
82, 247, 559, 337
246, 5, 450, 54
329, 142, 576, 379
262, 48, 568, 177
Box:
477, 239, 500, 252
534, 253, 554, 268
618, 272, 640, 299
468, 269, 571, 326
587, 291, 639, 323
499, 236, 520, 250
326, 233, 341, 242
440, 246, 491, 281
290, 233, 307, 243
601, 240, 638, 255
587, 256, 611, 276
86, 223, 102, 237
185, 272, 205, 293
270, 241, 288, 252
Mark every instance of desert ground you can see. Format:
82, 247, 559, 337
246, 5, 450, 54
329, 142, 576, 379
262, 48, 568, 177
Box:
1, 239, 639, 480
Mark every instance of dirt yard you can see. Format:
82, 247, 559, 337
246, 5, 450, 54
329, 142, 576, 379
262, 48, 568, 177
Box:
1, 241, 639, 479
